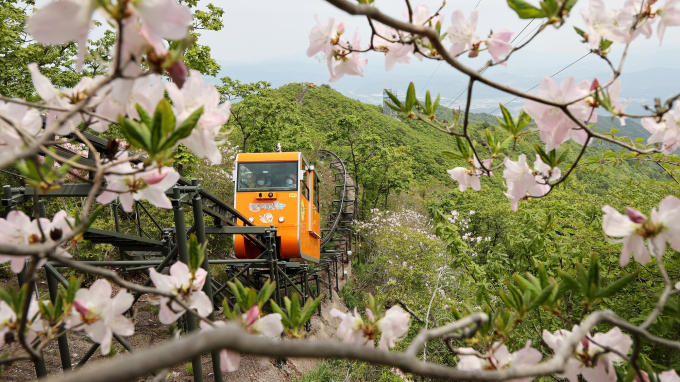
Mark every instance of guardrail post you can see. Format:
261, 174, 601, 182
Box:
47, 268, 72, 371
173, 187, 203, 382
112, 203, 128, 280
191, 179, 222, 382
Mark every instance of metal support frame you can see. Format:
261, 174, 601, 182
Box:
192, 179, 223, 382
173, 186, 203, 382
0, 146, 357, 381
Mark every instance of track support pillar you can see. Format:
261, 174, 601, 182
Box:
173, 187, 203, 382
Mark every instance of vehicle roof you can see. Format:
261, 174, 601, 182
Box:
236, 152, 302, 163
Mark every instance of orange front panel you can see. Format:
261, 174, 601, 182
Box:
234, 190, 300, 259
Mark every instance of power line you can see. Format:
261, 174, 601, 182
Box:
445, 19, 538, 108
489, 51, 593, 115
418, 0, 484, 96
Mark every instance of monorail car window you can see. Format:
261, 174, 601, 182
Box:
237, 162, 298, 192
313, 172, 319, 210
301, 161, 309, 200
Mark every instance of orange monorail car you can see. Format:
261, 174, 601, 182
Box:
233, 152, 321, 262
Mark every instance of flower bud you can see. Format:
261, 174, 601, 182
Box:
625, 207, 647, 224
167, 60, 188, 89
73, 299, 90, 317
50, 227, 63, 241
142, 168, 169, 185
337, 21, 345, 35
4, 331, 15, 344
590, 78, 600, 91
244, 305, 259, 326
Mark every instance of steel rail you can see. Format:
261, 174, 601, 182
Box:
319, 149, 347, 247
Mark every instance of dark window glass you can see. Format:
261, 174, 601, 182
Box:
237, 162, 298, 192
313, 172, 320, 209
301, 161, 309, 200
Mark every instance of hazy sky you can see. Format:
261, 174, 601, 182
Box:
199, 0, 680, 64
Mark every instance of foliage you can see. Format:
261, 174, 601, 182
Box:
219, 77, 308, 153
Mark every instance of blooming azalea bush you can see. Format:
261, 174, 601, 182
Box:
1, 0, 680, 381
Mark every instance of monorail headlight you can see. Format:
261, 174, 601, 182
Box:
278, 216, 285, 223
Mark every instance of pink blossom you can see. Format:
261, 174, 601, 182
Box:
307, 16, 336, 57
133, 0, 192, 54
377, 305, 410, 350
543, 326, 632, 382
0, 210, 74, 273
26, 0, 98, 70
96, 153, 180, 212
447, 158, 492, 192
608, 79, 627, 125
166, 70, 230, 164
457, 341, 542, 382
603, 196, 680, 266
28, 63, 101, 135
580, 0, 629, 49
447, 10, 480, 57
244, 305, 284, 339
642, 104, 680, 154
660, 370, 680, 382
200, 306, 282, 372
65, 279, 134, 355
503, 155, 552, 211
487, 30, 514, 65
330, 308, 371, 346
403, 4, 443, 52
328, 30, 367, 83
620, 1, 655, 40
403, 4, 443, 27
0, 101, 42, 161
524, 77, 597, 151
657, 0, 680, 44
149, 261, 212, 324
602, 205, 651, 266
0, 298, 43, 347
447, 167, 481, 192
94, 73, 165, 132
372, 25, 412, 71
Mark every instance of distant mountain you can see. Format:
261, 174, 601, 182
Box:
214, 44, 678, 117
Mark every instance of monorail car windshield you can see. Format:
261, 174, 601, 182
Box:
237, 161, 299, 192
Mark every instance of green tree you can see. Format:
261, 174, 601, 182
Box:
219, 77, 305, 153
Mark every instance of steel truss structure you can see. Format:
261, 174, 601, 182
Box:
0, 134, 355, 381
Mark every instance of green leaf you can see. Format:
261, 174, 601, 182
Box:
507, 0, 545, 19
386, 102, 403, 113
246, 289, 257, 310
441, 150, 464, 160
270, 300, 292, 327
574, 26, 586, 38
300, 296, 322, 326
558, 271, 582, 294
596, 271, 639, 298
159, 106, 204, 152
188, 234, 204, 274
564, 0, 578, 12
136, 103, 153, 127
513, 274, 539, 294
433, 93, 441, 114
290, 294, 301, 326
384, 90, 404, 111
119, 117, 151, 150
425, 91, 432, 112
556, 146, 571, 165
528, 283, 556, 311
405, 82, 417, 114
